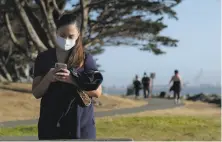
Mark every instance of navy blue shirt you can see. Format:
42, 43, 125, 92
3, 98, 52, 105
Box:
34, 48, 97, 140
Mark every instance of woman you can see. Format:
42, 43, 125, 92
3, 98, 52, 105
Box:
32, 14, 102, 140
169, 70, 182, 104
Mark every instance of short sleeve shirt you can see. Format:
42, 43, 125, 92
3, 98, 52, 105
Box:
34, 48, 97, 139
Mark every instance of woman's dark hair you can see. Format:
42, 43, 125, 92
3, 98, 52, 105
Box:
56, 14, 84, 68
56, 14, 81, 30
174, 70, 179, 74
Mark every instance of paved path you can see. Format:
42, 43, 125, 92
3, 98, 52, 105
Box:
0, 98, 183, 128
0, 98, 183, 140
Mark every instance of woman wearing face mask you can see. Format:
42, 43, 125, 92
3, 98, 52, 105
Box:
32, 14, 103, 140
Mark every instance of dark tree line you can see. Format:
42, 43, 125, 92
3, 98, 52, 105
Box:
0, 0, 182, 82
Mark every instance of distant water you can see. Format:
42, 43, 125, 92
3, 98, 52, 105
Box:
104, 86, 221, 96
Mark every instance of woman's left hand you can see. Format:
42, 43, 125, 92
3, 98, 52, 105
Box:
55, 69, 74, 84
85, 85, 102, 98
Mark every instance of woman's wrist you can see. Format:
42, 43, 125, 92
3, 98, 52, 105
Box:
44, 73, 53, 84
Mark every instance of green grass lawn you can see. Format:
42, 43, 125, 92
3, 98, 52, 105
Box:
0, 116, 220, 141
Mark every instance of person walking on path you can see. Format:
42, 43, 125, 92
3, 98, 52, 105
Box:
133, 75, 141, 99
141, 72, 151, 98
169, 70, 182, 104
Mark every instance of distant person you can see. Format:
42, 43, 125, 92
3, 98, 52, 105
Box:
141, 72, 150, 98
133, 75, 141, 99
169, 70, 182, 104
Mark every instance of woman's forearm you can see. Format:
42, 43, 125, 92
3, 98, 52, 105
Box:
85, 85, 102, 98
32, 75, 52, 99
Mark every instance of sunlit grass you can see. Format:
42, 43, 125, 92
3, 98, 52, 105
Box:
0, 116, 220, 141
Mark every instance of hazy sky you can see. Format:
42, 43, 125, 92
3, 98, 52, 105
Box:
68, 0, 221, 87
95, 0, 221, 87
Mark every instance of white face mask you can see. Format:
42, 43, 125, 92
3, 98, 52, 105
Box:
56, 36, 76, 51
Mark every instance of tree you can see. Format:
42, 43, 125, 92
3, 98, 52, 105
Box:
0, 0, 182, 82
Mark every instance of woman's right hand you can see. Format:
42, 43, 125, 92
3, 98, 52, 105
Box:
45, 68, 58, 83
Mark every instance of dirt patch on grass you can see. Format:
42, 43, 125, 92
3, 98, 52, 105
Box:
0, 83, 32, 92
94, 95, 147, 112
0, 83, 220, 123
0, 90, 40, 122
0, 89, 147, 122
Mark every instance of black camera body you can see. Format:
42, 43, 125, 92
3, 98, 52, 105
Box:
70, 69, 103, 91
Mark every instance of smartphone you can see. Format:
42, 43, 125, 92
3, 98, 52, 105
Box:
55, 63, 67, 73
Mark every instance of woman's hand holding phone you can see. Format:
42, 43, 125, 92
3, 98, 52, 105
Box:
44, 63, 70, 83
55, 69, 74, 84
53, 63, 73, 84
